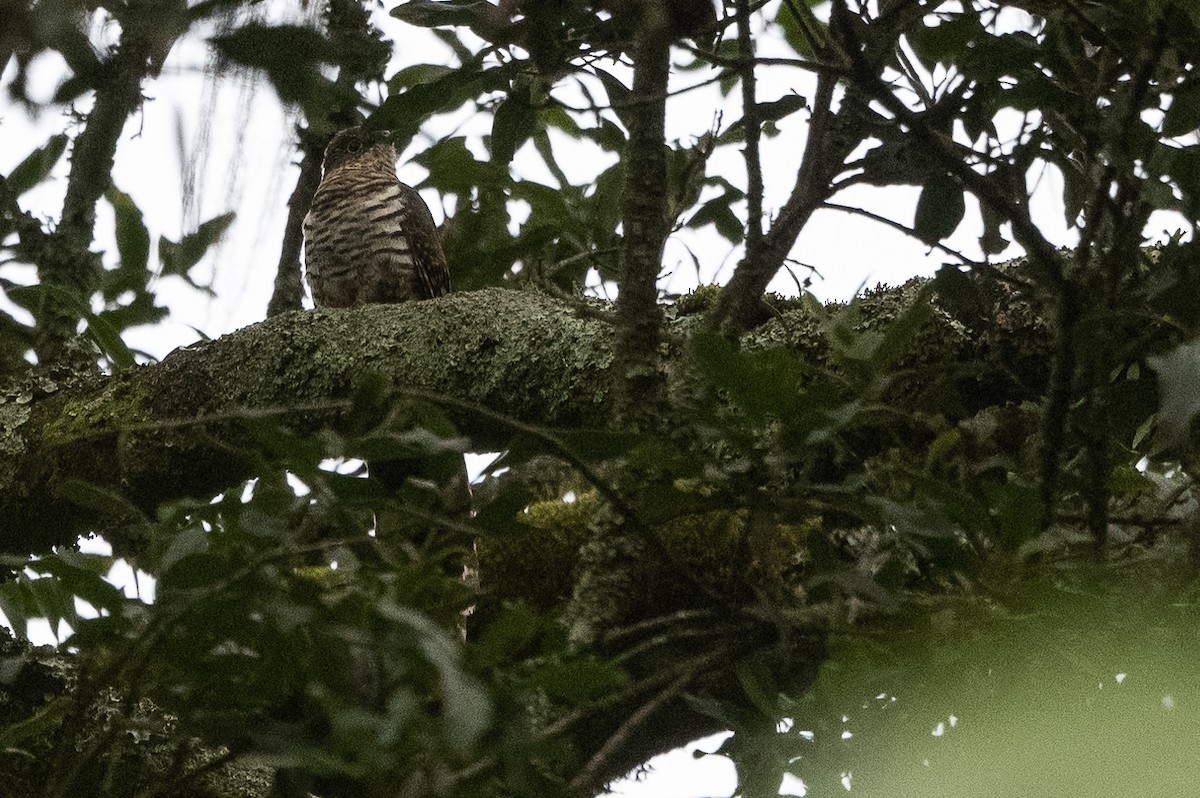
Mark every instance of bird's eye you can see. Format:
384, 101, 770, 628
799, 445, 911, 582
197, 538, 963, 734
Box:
346, 139, 364, 154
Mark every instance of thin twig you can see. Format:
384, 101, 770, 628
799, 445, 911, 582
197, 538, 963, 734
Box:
681, 48, 847, 77
610, 622, 740, 665
736, 0, 764, 268
820, 201, 985, 270
568, 648, 724, 792
604, 608, 719, 643
540, 648, 713, 740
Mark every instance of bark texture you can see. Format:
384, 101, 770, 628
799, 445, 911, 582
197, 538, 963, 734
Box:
0, 278, 1052, 555
1, 288, 615, 553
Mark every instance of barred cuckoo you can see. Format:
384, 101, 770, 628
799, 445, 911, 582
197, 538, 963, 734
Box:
303, 127, 450, 307
302, 126, 471, 521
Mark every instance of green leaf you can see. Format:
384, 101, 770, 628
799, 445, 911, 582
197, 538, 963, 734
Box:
690, 332, 804, 422
28, 552, 125, 616
413, 136, 507, 197
914, 175, 966, 244
156, 526, 210, 576
1164, 83, 1200, 138
105, 188, 151, 292
1058, 157, 1089, 227
531, 655, 629, 702
1154, 145, 1200, 216
906, 14, 980, 71
211, 24, 357, 120
531, 129, 573, 191
379, 600, 492, 756
0, 583, 33, 638
0, 696, 70, 749
54, 478, 147, 522
430, 27, 476, 62
1110, 462, 1152, 498
9, 283, 136, 370
375, 62, 514, 153
592, 68, 633, 128
469, 602, 543, 670
585, 161, 625, 243
4, 134, 68, 197
490, 85, 537, 166
96, 292, 170, 336
1146, 236, 1200, 331
859, 284, 935, 371
389, 63, 456, 91
210, 23, 329, 81
45, 25, 104, 93
158, 212, 235, 286
1148, 337, 1200, 450
775, 0, 827, 58
24, 577, 80, 634
978, 200, 1008, 255
666, 139, 712, 222
755, 94, 807, 124
390, 0, 494, 28
687, 196, 744, 243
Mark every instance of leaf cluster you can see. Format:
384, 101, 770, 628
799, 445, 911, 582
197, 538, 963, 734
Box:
1, 2, 239, 372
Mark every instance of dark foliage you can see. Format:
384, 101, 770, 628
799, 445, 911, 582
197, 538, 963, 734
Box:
3, 1, 1200, 796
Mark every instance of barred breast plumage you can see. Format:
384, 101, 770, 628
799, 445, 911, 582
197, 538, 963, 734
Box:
303, 127, 450, 307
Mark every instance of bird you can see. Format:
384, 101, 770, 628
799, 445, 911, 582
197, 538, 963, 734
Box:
303, 127, 450, 307
302, 125, 472, 521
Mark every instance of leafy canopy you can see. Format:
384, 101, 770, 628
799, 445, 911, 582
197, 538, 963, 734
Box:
4, 1, 1200, 796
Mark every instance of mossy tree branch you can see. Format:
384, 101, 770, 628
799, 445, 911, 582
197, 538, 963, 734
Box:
1, 289, 615, 554
1, 277, 1058, 553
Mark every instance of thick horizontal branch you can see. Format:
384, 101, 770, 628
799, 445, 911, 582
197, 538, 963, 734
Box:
0, 279, 1053, 554
1, 289, 614, 552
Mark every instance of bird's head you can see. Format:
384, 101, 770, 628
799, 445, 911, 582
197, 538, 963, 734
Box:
320, 127, 397, 174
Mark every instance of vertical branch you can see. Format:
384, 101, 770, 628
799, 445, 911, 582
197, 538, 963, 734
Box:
266, 133, 324, 317
709, 67, 847, 336
1067, 23, 1166, 546
564, 0, 673, 652
613, 0, 672, 426
736, 0, 763, 265
35, 16, 159, 363
709, 0, 859, 336
267, 0, 389, 316
1036, 282, 1078, 530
